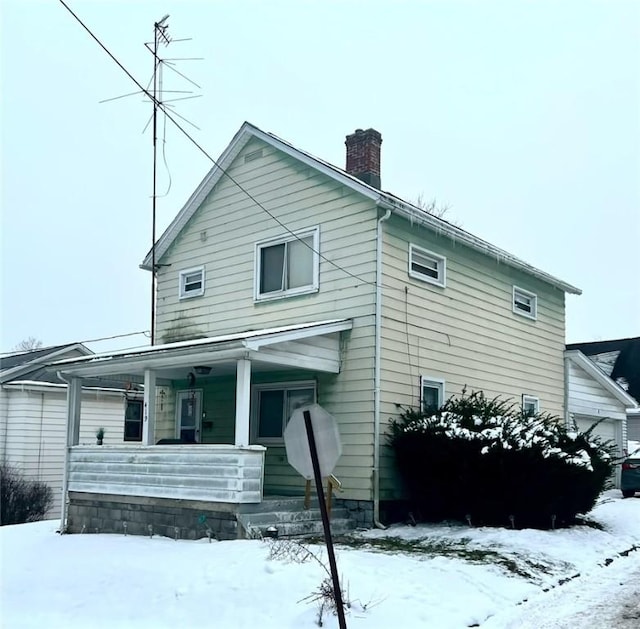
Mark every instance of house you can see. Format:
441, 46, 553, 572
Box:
0, 344, 142, 518
52, 122, 581, 538
566, 337, 640, 443
564, 349, 639, 486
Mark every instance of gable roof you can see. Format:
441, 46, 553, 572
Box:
566, 336, 640, 404
565, 349, 639, 410
0, 343, 93, 384
141, 121, 581, 295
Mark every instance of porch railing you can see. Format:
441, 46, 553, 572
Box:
68, 444, 265, 503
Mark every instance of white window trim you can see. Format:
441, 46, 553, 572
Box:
250, 380, 317, 444
254, 226, 320, 302
420, 376, 446, 413
522, 394, 540, 415
408, 244, 446, 288
178, 266, 205, 300
512, 285, 537, 320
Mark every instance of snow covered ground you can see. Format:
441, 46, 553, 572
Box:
1, 491, 639, 629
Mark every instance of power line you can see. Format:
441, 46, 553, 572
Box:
57, 0, 380, 292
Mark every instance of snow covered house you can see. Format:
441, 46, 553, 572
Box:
0, 344, 142, 518
52, 123, 582, 538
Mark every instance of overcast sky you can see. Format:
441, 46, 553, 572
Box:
2, 0, 638, 354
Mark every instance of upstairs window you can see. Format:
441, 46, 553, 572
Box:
255, 227, 319, 301
522, 395, 539, 416
179, 266, 205, 299
421, 376, 445, 414
409, 244, 446, 287
513, 286, 537, 320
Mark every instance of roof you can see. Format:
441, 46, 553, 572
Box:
53, 319, 353, 378
565, 349, 639, 410
566, 337, 640, 404
0, 343, 93, 384
140, 121, 581, 295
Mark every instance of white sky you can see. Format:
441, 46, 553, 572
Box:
2, 0, 639, 353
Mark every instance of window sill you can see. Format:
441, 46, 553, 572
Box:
512, 308, 537, 321
254, 285, 319, 303
179, 292, 205, 300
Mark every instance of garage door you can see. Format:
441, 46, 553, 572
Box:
574, 415, 622, 488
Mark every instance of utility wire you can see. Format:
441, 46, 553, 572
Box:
57, 1, 456, 348
57, 0, 379, 291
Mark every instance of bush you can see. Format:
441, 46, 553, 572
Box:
389, 390, 615, 529
1, 464, 53, 525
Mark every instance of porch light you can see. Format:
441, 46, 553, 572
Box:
194, 366, 212, 375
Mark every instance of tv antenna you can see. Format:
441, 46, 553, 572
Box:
100, 15, 202, 345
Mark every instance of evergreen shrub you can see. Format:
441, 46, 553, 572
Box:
389, 390, 615, 529
1, 464, 53, 525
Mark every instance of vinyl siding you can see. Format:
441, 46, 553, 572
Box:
378, 214, 567, 500
567, 361, 627, 459
154, 141, 378, 501
1, 385, 132, 518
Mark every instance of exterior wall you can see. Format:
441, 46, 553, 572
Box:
1, 384, 131, 518
378, 214, 567, 500
165, 368, 374, 500
154, 136, 379, 502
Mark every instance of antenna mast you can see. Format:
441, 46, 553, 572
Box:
150, 15, 170, 345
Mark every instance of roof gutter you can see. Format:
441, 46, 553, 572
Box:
377, 196, 582, 295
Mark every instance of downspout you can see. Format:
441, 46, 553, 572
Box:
57, 371, 71, 534
0, 384, 9, 464
373, 208, 392, 529
563, 355, 570, 428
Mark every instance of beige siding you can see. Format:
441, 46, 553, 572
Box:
2, 385, 132, 519
379, 215, 567, 500
154, 137, 378, 501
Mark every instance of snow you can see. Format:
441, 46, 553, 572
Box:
2, 491, 639, 629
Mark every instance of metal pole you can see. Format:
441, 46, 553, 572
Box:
150, 22, 159, 345
303, 410, 347, 629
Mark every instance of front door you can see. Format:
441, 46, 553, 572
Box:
176, 390, 202, 443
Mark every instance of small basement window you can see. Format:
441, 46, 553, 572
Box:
513, 286, 537, 319
522, 395, 539, 416
409, 244, 446, 287
421, 376, 445, 414
179, 266, 205, 299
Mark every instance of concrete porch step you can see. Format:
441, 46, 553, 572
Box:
236, 497, 356, 539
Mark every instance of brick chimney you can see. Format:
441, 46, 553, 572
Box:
345, 128, 382, 189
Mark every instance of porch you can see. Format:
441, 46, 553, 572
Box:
54, 320, 355, 537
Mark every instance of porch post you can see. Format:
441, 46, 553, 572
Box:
60, 376, 82, 532
234, 358, 251, 447
67, 377, 82, 446
142, 369, 157, 445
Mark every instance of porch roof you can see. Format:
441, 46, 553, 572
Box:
51, 319, 353, 380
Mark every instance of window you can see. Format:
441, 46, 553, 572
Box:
124, 399, 143, 442
179, 266, 205, 299
409, 244, 446, 287
255, 228, 319, 300
513, 286, 537, 319
252, 381, 316, 441
522, 395, 539, 416
421, 376, 445, 414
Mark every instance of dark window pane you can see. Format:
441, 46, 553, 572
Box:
422, 386, 440, 413
258, 390, 284, 438
124, 400, 143, 442
260, 244, 285, 293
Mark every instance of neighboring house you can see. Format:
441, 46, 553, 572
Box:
53, 122, 581, 538
564, 350, 639, 487
0, 344, 142, 518
566, 337, 640, 442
